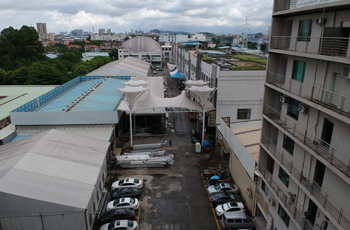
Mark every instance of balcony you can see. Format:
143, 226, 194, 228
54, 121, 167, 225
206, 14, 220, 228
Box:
270, 36, 349, 58
258, 164, 314, 230
266, 72, 350, 119
262, 103, 350, 178
261, 134, 350, 229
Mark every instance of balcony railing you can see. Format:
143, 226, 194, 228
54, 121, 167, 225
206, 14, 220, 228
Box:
261, 134, 350, 229
270, 36, 349, 58
258, 164, 314, 230
266, 72, 350, 119
262, 104, 350, 177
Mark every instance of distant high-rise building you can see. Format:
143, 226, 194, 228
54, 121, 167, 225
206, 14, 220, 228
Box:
99, 29, 105, 35
36, 23, 47, 34
107, 29, 111, 34
71, 29, 84, 36
60, 32, 68, 35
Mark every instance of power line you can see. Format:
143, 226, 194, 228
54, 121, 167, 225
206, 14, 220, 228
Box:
242, 16, 250, 48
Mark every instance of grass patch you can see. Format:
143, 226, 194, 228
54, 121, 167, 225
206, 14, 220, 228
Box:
230, 55, 267, 65
229, 62, 256, 67
229, 66, 266, 70
203, 55, 215, 61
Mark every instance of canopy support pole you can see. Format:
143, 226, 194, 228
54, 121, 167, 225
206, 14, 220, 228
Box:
202, 105, 206, 146
129, 109, 133, 147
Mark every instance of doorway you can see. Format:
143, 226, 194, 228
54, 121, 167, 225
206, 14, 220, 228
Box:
307, 200, 318, 226
313, 160, 326, 187
321, 118, 333, 148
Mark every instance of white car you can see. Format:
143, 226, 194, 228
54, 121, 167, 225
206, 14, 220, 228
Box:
112, 178, 143, 190
207, 183, 238, 195
99, 220, 138, 230
215, 202, 245, 217
106, 198, 139, 211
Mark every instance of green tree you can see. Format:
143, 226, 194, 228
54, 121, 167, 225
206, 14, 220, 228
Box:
12, 66, 29, 85
0, 68, 6, 84
124, 37, 129, 41
109, 49, 119, 60
87, 35, 91, 41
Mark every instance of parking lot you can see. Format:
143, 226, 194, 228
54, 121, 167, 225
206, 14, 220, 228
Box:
95, 65, 250, 230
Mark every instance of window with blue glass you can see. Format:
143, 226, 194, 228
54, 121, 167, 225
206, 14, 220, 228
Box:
298, 19, 312, 41
292, 60, 306, 82
287, 98, 300, 120
279, 167, 289, 187
283, 134, 295, 155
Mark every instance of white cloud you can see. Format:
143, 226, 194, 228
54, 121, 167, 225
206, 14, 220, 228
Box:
0, 0, 273, 34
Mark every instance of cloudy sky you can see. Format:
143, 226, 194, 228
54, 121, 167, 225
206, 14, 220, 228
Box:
0, 0, 273, 35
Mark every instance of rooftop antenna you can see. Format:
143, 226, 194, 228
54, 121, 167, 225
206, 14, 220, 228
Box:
242, 16, 250, 48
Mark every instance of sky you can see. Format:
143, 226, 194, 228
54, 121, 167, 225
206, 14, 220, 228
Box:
0, 0, 273, 35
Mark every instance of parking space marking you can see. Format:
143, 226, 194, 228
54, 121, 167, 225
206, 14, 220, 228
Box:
201, 173, 221, 230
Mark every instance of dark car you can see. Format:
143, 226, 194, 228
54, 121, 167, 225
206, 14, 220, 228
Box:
99, 208, 135, 223
190, 130, 201, 143
110, 188, 141, 200
210, 192, 243, 206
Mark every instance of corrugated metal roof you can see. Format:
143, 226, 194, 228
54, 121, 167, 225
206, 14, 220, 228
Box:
0, 85, 57, 120
37, 78, 125, 112
0, 129, 110, 209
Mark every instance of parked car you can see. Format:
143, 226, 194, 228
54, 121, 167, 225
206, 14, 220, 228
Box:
99, 220, 138, 230
190, 130, 200, 143
159, 67, 163, 71
153, 70, 157, 74
221, 211, 255, 229
99, 209, 135, 223
215, 202, 245, 217
210, 192, 243, 206
106, 198, 139, 211
156, 67, 160, 71
111, 178, 142, 189
110, 188, 141, 199
207, 183, 239, 195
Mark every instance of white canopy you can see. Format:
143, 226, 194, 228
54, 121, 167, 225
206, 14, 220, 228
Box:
119, 86, 149, 109
123, 79, 148, 87
117, 90, 215, 112
185, 80, 208, 87
188, 86, 217, 107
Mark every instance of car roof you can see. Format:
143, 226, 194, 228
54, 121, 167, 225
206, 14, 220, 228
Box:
114, 220, 131, 227
119, 197, 132, 203
223, 211, 247, 218
228, 202, 244, 208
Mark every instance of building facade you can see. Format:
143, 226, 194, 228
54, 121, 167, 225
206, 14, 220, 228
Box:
257, 1, 350, 230
99, 29, 105, 35
36, 23, 47, 35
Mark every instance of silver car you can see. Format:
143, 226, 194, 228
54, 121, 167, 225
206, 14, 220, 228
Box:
207, 183, 238, 195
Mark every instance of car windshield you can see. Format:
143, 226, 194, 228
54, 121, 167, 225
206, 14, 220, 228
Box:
212, 193, 220, 198
222, 203, 229, 211
113, 200, 120, 206
229, 194, 236, 199
214, 184, 221, 190
134, 179, 139, 183
130, 198, 135, 204
127, 220, 134, 227
108, 221, 116, 230
132, 188, 137, 192
230, 184, 235, 189
125, 209, 133, 214
118, 180, 124, 185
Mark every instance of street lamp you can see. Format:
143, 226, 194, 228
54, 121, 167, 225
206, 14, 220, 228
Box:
188, 85, 216, 145
118, 86, 149, 147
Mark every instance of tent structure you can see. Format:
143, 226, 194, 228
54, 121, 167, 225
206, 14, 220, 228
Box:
86, 57, 149, 77
169, 68, 186, 79
0, 129, 110, 230
185, 80, 208, 87
117, 90, 215, 112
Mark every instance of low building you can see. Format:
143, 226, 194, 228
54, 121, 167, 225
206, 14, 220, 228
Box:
84, 45, 100, 52
161, 42, 173, 63
0, 129, 110, 230
119, 36, 162, 67
38, 33, 54, 41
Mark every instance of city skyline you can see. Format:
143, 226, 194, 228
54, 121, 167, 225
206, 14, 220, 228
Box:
0, 0, 273, 35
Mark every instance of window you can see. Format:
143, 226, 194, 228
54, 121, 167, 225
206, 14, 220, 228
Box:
292, 60, 306, 82
278, 204, 290, 227
237, 109, 251, 119
261, 180, 268, 196
287, 98, 300, 120
298, 19, 312, 41
279, 167, 290, 187
283, 134, 295, 155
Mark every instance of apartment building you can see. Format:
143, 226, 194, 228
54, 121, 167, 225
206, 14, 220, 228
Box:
257, 1, 350, 230
36, 23, 47, 35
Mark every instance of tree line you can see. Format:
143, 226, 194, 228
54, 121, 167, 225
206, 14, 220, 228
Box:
0, 26, 117, 85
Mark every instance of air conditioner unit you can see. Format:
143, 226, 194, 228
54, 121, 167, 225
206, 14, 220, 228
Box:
316, 17, 325, 25
269, 198, 276, 206
298, 104, 308, 114
342, 66, 350, 79
280, 95, 288, 103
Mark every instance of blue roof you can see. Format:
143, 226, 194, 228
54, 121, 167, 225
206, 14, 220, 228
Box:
37, 78, 125, 112
46, 54, 58, 59
170, 70, 186, 79
11, 135, 31, 143
83, 52, 109, 57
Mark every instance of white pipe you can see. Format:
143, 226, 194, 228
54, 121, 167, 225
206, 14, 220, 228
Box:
202, 105, 206, 146
130, 109, 133, 147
